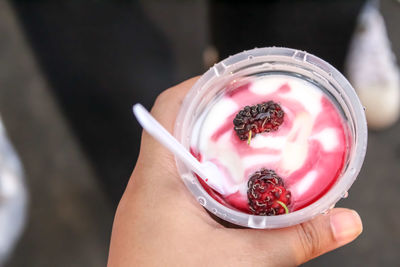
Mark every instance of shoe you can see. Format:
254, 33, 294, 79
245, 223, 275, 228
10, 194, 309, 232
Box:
0, 116, 27, 265
345, 0, 400, 130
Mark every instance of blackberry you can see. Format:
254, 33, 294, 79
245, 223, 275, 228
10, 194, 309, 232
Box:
233, 101, 284, 143
247, 168, 291, 216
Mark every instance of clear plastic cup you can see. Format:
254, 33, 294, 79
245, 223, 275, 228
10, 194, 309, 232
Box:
174, 47, 367, 229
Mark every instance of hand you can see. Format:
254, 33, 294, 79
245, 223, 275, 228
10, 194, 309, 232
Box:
107, 77, 363, 267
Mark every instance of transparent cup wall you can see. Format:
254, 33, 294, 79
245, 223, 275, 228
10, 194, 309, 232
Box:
174, 47, 367, 229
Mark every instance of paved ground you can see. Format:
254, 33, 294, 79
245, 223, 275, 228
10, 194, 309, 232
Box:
0, 2, 112, 266
0, 0, 399, 266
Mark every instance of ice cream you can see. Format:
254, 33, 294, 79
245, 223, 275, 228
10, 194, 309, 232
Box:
190, 74, 348, 214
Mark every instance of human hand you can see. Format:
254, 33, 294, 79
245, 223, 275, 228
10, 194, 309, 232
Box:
107, 77, 363, 267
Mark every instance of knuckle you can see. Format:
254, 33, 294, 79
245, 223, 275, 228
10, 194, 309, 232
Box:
152, 89, 173, 118
296, 221, 321, 259
154, 89, 171, 104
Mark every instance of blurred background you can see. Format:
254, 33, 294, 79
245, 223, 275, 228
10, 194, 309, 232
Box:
0, 0, 399, 266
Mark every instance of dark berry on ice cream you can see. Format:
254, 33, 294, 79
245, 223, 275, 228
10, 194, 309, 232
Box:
233, 101, 284, 143
247, 168, 291, 216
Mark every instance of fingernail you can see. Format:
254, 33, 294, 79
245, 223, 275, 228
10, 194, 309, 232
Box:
330, 210, 363, 244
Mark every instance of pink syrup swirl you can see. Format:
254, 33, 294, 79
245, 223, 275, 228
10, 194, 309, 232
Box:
191, 78, 348, 214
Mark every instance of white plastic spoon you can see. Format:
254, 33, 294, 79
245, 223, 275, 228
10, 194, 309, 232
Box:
133, 103, 230, 195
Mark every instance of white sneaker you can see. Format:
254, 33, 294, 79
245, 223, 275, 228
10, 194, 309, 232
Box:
345, 1, 400, 130
0, 117, 27, 265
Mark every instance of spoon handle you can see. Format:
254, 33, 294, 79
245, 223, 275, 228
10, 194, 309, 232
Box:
132, 104, 225, 194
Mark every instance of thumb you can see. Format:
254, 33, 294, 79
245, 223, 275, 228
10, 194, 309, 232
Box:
285, 208, 363, 265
